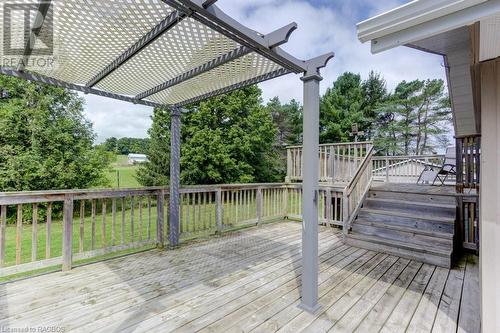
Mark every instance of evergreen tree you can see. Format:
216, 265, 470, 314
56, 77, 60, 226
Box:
374, 79, 451, 155
320, 72, 366, 143
361, 71, 388, 139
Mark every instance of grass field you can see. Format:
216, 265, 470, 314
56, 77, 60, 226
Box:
2, 200, 158, 268
106, 155, 141, 188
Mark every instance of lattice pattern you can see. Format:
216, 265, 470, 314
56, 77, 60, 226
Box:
95, 17, 239, 96
147, 52, 284, 105
0, 0, 293, 106
23, 0, 174, 84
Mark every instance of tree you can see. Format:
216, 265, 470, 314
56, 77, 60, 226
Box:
135, 108, 171, 186
0, 75, 111, 191
103, 137, 118, 153
361, 71, 388, 139
181, 86, 279, 184
137, 86, 280, 186
320, 72, 366, 143
266, 97, 303, 146
374, 79, 451, 155
266, 97, 303, 177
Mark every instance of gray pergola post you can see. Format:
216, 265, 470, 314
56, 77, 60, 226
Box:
169, 107, 181, 248
299, 53, 334, 313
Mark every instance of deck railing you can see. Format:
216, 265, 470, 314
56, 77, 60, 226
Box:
0, 183, 348, 277
286, 142, 373, 183
343, 145, 374, 234
372, 155, 446, 183
455, 134, 481, 251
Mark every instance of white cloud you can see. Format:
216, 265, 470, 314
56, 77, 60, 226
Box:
83, 94, 152, 143
82, 0, 447, 142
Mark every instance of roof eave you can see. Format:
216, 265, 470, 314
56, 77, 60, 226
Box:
357, 0, 495, 54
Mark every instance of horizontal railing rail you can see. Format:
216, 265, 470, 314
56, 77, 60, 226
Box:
0, 182, 347, 277
286, 141, 373, 183
372, 155, 446, 183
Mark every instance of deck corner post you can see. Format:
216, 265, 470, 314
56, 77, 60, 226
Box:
169, 107, 181, 249
299, 53, 333, 313
156, 189, 165, 248
215, 188, 223, 233
256, 187, 263, 225
62, 194, 74, 271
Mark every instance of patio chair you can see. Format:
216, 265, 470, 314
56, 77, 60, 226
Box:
417, 147, 456, 185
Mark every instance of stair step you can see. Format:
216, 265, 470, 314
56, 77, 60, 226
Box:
358, 209, 454, 234
368, 190, 456, 205
355, 218, 453, 239
345, 233, 452, 268
364, 198, 456, 218
352, 221, 453, 251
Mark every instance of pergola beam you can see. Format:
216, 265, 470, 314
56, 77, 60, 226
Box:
136, 22, 296, 101
18, 0, 53, 71
86, 9, 189, 88
173, 68, 290, 107
0, 67, 162, 108
166, 0, 307, 73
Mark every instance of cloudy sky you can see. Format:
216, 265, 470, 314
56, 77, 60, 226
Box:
84, 0, 447, 143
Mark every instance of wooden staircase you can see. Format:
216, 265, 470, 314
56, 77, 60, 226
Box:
345, 184, 457, 268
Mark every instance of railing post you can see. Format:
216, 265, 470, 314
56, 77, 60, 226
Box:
342, 189, 349, 236
282, 185, 289, 219
256, 187, 263, 225
286, 148, 292, 183
0, 205, 6, 267
385, 157, 389, 182
215, 188, 223, 233
156, 189, 165, 248
62, 194, 74, 271
326, 188, 332, 226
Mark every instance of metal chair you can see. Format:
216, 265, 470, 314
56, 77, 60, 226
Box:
417, 147, 456, 185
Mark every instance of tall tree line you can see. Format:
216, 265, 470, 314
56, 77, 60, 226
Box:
101, 137, 150, 155
136, 71, 452, 186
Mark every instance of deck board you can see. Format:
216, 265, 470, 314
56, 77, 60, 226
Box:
0, 221, 480, 333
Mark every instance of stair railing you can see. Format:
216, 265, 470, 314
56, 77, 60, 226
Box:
342, 145, 374, 235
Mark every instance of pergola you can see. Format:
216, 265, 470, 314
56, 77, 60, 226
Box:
0, 0, 333, 312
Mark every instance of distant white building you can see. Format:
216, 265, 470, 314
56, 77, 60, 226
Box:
127, 153, 148, 165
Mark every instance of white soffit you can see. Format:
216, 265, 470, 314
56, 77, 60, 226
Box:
357, 0, 500, 54
480, 13, 500, 61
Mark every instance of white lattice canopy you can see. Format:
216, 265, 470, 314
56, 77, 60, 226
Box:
0, 0, 316, 108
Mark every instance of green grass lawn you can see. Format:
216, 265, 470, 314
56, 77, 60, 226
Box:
2, 200, 158, 268
106, 155, 141, 188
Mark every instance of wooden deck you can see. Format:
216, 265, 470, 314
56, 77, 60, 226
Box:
0, 221, 479, 332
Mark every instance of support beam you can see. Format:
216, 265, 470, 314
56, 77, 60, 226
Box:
169, 107, 182, 248
299, 53, 334, 313
165, 0, 307, 73
18, 0, 52, 71
173, 68, 290, 107
86, 10, 187, 88
0, 67, 163, 108
136, 22, 296, 100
